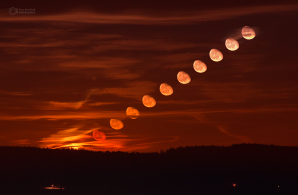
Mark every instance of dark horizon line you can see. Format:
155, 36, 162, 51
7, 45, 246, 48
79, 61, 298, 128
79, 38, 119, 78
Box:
1, 142, 297, 153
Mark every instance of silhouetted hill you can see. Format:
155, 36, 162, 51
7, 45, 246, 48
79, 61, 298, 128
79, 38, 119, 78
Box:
0, 143, 297, 195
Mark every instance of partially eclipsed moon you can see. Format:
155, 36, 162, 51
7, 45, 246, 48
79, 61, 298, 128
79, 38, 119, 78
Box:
242, 26, 255, 40
160, 83, 173, 96
177, 71, 191, 84
193, 60, 207, 73
93, 129, 106, 141
110, 119, 124, 130
209, 49, 223, 62
126, 107, 140, 119
142, 95, 156, 108
225, 38, 239, 51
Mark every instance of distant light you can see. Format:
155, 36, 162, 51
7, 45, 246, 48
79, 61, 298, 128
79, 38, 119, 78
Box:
278, 186, 279, 187
233, 184, 236, 187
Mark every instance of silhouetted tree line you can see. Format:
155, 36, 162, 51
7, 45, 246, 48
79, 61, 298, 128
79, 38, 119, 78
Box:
0, 143, 297, 195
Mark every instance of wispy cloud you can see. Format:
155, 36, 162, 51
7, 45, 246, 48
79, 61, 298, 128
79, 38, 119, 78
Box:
96, 81, 158, 100
218, 126, 252, 143
38, 125, 179, 151
12, 139, 30, 144
1, 4, 298, 24
0, 90, 33, 96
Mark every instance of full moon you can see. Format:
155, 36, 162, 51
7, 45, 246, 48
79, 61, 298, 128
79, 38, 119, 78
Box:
126, 107, 140, 119
177, 71, 191, 84
160, 83, 173, 96
110, 119, 124, 130
242, 26, 255, 40
93, 129, 106, 141
142, 95, 156, 108
209, 49, 223, 62
193, 60, 207, 73
225, 38, 239, 51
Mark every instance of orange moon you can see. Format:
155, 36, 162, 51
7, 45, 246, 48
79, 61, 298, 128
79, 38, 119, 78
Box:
142, 95, 156, 108
242, 26, 255, 40
177, 71, 191, 84
209, 49, 223, 62
110, 119, 124, 130
160, 83, 173, 96
126, 107, 140, 119
93, 130, 106, 141
225, 38, 239, 51
193, 60, 207, 73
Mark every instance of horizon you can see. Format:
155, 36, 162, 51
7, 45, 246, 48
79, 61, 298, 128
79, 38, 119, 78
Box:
1, 142, 297, 153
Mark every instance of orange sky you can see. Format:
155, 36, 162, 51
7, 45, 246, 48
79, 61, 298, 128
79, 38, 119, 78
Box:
0, 0, 298, 152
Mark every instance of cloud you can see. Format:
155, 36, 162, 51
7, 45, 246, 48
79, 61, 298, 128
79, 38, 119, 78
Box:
0, 90, 33, 96
218, 126, 252, 143
38, 125, 179, 151
192, 81, 260, 103
96, 81, 158, 100
1, 4, 298, 24
12, 139, 30, 144
0, 111, 127, 121
39, 127, 96, 148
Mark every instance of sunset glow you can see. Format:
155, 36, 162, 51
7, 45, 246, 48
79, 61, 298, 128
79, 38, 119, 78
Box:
0, 1, 297, 153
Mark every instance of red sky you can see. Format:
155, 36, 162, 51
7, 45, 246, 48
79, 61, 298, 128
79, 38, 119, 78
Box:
0, 0, 298, 152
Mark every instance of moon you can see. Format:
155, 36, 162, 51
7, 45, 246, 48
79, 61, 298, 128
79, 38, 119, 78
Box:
160, 83, 173, 96
126, 107, 140, 119
110, 119, 124, 130
242, 26, 255, 40
177, 71, 191, 84
142, 95, 156, 108
193, 60, 207, 73
209, 49, 223, 62
93, 129, 106, 141
225, 38, 239, 51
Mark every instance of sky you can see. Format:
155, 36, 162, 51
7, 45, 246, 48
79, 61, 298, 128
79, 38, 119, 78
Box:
0, 0, 298, 152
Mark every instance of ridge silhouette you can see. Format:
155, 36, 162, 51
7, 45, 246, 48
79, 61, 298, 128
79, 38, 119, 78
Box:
0, 143, 297, 194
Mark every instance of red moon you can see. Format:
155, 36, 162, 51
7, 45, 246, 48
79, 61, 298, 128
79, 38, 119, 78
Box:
209, 49, 223, 62
225, 38, 239, 51
177, 71, 191, 84
93, 130, 106, 141
142, 95, 156, 107
126, 107, 140, 119
110, 119, 124, 130
160, 83, 173, 96
193, 60, 207, 73
242, 26, 255, 40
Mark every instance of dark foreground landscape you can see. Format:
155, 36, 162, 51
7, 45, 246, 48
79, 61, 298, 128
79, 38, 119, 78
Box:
0, 144, 298, 195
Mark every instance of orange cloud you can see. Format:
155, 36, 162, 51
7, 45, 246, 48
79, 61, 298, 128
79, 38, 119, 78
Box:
0, 111, 127, 121
38, 126, 179, 151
